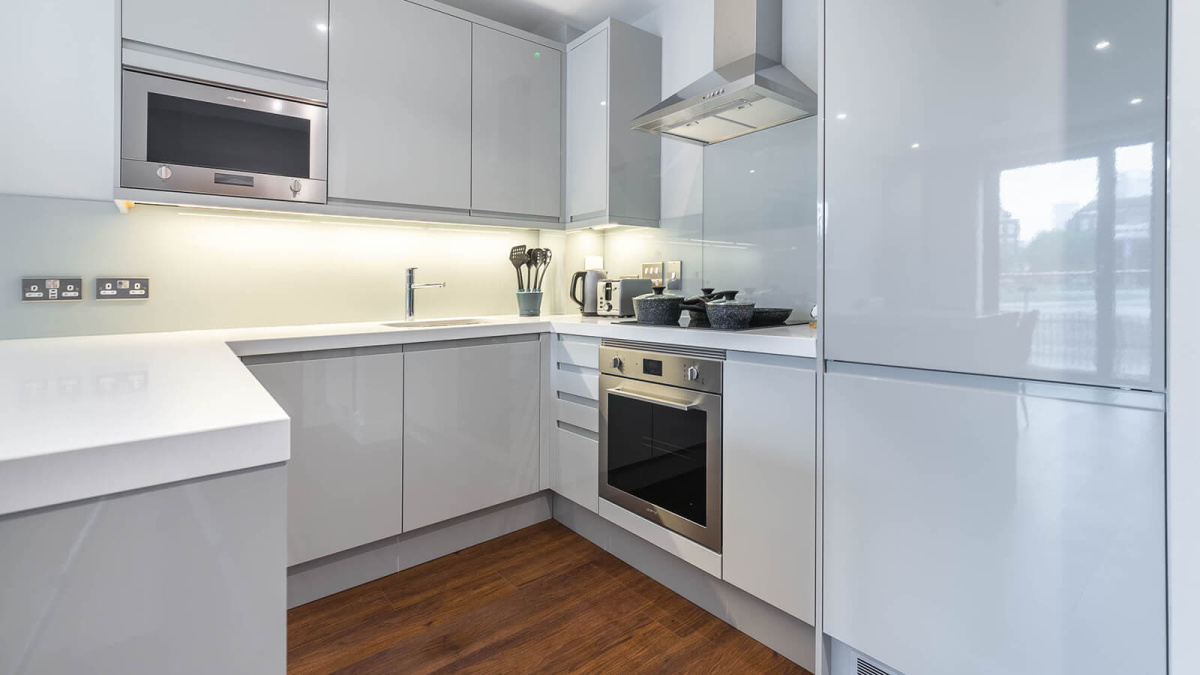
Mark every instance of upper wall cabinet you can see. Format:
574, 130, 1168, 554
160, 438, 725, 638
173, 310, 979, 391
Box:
328, 0, 472, 210
1, 0, 115, 201
472, 26, 562, 221
566, 20, 661, 229
122, 0, 329, 81
823, 0, 1167, 390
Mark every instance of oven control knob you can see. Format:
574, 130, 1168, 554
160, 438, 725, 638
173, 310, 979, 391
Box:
155, 165, 171, 181
686, 366, 699, 381
610, 356, 623, 369
290, 179, 303, 195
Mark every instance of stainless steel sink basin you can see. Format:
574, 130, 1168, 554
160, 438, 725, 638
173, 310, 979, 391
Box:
381, 319, 489, 329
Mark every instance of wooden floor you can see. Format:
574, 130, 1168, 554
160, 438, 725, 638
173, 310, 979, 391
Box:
288, 519, 812, 674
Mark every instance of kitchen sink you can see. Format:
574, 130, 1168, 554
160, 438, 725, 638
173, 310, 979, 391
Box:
381, 319, 490, 329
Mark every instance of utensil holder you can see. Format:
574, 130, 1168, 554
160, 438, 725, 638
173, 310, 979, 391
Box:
516, 290, 543, 317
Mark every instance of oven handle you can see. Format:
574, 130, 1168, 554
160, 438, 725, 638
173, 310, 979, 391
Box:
608, 387, 698, 411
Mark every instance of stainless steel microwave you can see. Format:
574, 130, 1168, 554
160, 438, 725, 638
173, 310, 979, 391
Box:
120, 69, 327, 203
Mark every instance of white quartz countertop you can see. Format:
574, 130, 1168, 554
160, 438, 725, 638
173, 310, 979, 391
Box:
0, 314, 815, 516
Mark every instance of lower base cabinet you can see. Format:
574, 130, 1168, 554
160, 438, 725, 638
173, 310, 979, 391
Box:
721, 353, 816, 624
402, 336, 542, 531
246, 349, 404, 567
823, 363, 1166, 675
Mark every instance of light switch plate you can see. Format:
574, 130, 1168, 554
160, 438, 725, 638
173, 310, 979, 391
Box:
96, 277, 149, 300
641, 262, 664, 286
664, 261, 683, 290
22, 277, 83, 302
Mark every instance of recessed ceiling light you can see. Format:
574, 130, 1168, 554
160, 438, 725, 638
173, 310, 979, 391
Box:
1130, 97, 1144, 105
836, 113, 847, 120
317, 23, 328, 32
1095, 40, 1110, 50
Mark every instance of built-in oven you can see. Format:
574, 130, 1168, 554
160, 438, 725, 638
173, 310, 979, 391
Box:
121, 69, 327, 203
599, 340, 723, 552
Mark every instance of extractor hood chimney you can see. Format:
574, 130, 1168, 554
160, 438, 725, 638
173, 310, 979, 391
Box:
631, 0, 817, 145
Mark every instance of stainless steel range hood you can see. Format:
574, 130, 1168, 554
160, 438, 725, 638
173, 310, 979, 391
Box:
631, 0, 817, 145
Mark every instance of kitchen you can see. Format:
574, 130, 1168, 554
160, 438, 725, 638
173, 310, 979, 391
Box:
0, 0, 1191, 674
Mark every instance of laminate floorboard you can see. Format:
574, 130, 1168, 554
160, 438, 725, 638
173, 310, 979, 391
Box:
288, 520, 811, 674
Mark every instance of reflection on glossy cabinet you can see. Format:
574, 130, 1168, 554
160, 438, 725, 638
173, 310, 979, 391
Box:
824, 0, 1167, 390
403, 337, 541, 531
721, 353, 815, 624
122, 0, 329, 80
471, 25, 561, 219
565, 20, 660, 228
824, 363, 1166, 675
328, 0, 471, 209
247, 351, 404, 566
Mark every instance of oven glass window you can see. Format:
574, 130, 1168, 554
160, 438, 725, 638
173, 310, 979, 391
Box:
145, 93, 311, 177
607, 393, 707, 526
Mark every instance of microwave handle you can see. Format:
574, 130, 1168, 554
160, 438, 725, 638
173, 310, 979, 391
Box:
608, 387, 697, 411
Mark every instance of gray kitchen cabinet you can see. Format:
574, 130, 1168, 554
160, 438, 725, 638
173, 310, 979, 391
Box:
550, 335, 601, 512
122, 0, 329, 81
823, 363, 1166, 675
328, 0, 471, 210
403, 336, 541, 531
247, 350, 404, 566
721, 353, 815, 624
824, 0, 1166, 390
566, 20, 661, 229
1, 0, 115, 201
471, 25, 562, 220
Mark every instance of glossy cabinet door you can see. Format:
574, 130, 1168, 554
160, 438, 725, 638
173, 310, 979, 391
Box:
248, 351, 404, 566
403, 337, 541, 531
122, 0, 329, 80
824, 364, 1166, 675
471, 26, 561, 219
566, 29, 609, 220
824, 0, 1167, 390
550, 335, 602, 512
721, 354, 816, 624
328, 0, 471, 209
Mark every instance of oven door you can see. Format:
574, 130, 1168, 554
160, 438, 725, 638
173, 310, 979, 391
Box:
599, 373, 722, 552
121, 69, 327, 203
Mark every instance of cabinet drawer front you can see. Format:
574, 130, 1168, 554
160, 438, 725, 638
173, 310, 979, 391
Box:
555, 396, 599, 433
555, 368, 599, 401
554, 335, 600, 369
554, 426, 598, 512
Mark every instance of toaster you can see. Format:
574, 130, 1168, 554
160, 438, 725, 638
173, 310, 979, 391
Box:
597, 278, 654, 317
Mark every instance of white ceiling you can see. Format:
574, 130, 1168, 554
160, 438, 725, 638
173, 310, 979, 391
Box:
435, 0, 674, 42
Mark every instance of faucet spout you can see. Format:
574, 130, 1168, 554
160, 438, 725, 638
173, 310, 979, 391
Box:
405, 267, 446, 320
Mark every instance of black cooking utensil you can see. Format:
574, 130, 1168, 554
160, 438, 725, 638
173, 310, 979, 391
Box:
510, 245, 528, 290
536, 249, 552, 290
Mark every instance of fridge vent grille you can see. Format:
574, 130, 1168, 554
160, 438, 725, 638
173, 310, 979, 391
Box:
857, 659, 893, 675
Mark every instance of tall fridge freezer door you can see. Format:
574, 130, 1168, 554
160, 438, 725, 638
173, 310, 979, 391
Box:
824, 0, 1167, 390
823, 363, 1166, 675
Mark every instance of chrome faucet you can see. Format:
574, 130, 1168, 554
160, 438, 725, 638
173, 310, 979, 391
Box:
405, 267, 446, 320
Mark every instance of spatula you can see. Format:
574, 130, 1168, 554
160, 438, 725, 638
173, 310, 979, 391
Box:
536, 249, 552, 290
509, 245, 528, 290
524, 248, 537, 291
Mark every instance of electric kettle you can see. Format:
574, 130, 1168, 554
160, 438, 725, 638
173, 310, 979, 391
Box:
569, 269, 607, 316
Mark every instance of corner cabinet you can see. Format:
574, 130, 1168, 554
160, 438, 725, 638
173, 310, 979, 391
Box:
122, 0, 330, 81
402, 336, 542, 531
566, 20, 661, 229
471, 25, 562, 221
328, 0, 472, 210
721, 353, 816, 624
245, 348, 404, 567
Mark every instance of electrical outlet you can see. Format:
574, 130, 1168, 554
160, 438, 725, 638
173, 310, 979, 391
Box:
22, 277, 83, 302
96, 277, 149, 300
664, 261, 683, 290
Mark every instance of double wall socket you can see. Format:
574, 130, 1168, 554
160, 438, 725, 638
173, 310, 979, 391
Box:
97, 277, 150, 300
22, 277, 83, 302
